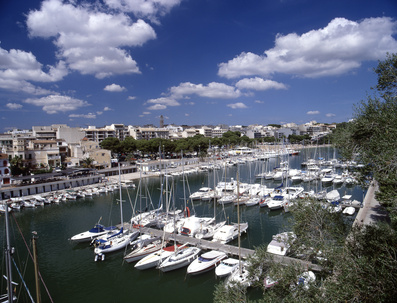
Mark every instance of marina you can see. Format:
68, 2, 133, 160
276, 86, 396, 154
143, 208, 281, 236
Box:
0, 147, 364, 303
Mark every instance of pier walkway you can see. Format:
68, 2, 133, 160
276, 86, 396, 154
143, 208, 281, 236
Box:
121, 224, 323, 272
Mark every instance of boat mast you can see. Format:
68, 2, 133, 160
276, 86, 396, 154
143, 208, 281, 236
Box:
32, 231, 41, 303
237, 171, 242, 275
4, 201, 14, 302
118, 163, 124, 231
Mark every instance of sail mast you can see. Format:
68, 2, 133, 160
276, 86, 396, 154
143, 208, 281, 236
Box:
237, 171, 242, 275
32, 231, 41, 303
118, 163, 123, 229
4, 202, 14, 302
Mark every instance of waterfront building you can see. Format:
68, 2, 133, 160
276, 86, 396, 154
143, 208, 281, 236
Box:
0, 153, 10, 186
129, 127, 169, 140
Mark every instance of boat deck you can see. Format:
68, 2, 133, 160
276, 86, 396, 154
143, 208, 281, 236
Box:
120, 223, 323, 271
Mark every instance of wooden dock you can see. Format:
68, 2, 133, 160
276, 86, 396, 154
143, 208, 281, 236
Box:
123, 224, 322, 272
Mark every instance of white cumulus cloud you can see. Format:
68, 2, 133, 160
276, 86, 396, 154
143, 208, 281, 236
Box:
69, 113, 96, 119
218, 17, 397, 79
307, 110, 320, 115
104, 0, 182, 23
227, 102, 248, 109
24, 95, 90, 114
147, 104, 167, 110
0, 46, 68, 94
170, 82, 241, 99
26, 0, 156, 78
235, 77, 287, 91
6, 103, 23, 110
104, 84, 126, 92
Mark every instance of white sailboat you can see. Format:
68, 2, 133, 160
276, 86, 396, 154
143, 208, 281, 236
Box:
93, 164, 139, 261
123, 235, 163, 263
225, 171, 254, 288
157, 246, 201, 272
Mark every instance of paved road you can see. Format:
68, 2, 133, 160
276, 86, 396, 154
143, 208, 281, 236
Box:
354, 181, 390, 226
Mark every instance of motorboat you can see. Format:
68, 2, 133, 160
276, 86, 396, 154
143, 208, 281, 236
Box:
135, 243, 184, 270
189, 187, 213, 200
266, 232, 296, 256
212, 223, 248, 244
325, 189, 340, 202
186, 250, 227, 275
215, 258, 240, 278
158, 246, 201, 272
267, 195, 288, 210
342, 206, 356, 215
70, 222, 118, 243
342, 206, 356, 216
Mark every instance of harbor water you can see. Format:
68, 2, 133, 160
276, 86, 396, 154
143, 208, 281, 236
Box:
0, 147, 364, 303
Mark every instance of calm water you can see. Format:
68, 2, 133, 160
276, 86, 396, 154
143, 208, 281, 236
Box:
1, 147, 363, 303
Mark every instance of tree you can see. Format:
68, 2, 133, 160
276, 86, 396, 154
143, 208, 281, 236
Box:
334, 53, 397, 227
9, 155, 29, 176
99, 137, 121, 154
121, 136, 137, 154
81, 157, 95, 168
374, 52, 397, 98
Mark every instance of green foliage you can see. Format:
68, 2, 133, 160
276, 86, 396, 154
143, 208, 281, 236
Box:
374, 52, 397, 98
288, 134, 311, 144
215, 204, 397, 303
333, 53, 397, 228
120, 136, 137, 154
99, 137, 121, 154
81, 157, 95, 168
9, 155, 29, 176
322, 224, 397, 302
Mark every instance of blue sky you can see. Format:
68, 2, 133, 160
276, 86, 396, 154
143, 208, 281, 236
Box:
0, 0, 396, 131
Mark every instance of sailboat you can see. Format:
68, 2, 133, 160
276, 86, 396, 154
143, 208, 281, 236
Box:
93, 164, 139, 261
135, 175, 185, 270
1, 202, 17, 303
225, 171, 254, 288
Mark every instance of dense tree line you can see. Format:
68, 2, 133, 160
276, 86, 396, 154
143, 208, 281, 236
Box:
100, 131, 265, 159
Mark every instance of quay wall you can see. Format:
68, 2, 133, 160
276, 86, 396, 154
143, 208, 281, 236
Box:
0, 175, 103, 199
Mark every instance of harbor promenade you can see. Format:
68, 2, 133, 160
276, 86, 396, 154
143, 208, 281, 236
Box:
353, 181, 390, 226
